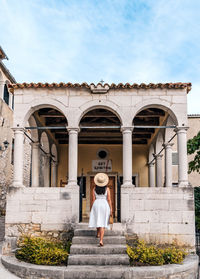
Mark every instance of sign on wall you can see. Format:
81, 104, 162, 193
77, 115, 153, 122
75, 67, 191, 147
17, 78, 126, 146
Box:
92, 160, 112, 172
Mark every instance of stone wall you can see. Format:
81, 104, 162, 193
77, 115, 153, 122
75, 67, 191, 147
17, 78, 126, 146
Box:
121, 187, 196, 251
3, 186, 79, 254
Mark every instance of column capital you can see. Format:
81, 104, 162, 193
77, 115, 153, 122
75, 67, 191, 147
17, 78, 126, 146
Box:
67, 127, 80, 134
12, 127, 25, 134
121, 126, 134, 133
174, 126, 189, 134
162, 142, 174, 148
51, 160, 58, 166
30, 141, 40, 148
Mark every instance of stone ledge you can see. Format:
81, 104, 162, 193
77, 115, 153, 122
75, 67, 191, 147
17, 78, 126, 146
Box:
1, 254, 199, 279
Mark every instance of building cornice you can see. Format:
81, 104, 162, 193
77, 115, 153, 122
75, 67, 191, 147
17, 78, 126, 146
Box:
8, 82, 192, 93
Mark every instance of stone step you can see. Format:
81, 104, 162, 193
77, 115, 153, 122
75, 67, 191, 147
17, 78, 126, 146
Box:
68, 254, 130, 265
70, 244, 127, 254
76, 222, 125, 231
74, 229, 124, 237
72, 236, 126, 245
65, 265, 128, 279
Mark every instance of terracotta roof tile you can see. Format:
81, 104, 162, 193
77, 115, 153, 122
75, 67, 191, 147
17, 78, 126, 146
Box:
8, 82, 192, 93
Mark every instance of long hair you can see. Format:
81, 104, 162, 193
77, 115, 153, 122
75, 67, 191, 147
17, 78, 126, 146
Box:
95, 185, 107, 195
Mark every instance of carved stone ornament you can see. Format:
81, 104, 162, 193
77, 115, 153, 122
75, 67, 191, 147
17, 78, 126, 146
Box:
90, 83, 109, 94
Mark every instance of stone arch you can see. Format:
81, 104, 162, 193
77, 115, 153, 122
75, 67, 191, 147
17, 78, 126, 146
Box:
21, 98, 69, 127
76, 100, 123, 127
28, 115, 39, 142
132, 99, 179, 126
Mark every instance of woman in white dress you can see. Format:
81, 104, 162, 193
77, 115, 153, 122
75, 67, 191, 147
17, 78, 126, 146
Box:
89, 173, 112, 246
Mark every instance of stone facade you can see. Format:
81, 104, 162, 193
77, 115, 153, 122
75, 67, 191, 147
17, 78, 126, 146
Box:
0, 53, 15, 213
2, 82, 197, 255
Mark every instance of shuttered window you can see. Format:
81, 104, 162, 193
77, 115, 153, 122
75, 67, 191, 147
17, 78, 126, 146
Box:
3, 84, 9, 105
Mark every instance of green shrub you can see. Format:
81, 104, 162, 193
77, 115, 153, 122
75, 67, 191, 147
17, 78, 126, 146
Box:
127, 240, 187, 266
16, 236, 70, 265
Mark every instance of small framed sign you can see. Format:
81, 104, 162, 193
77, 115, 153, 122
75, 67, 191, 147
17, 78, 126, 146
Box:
92, 159, 112, 172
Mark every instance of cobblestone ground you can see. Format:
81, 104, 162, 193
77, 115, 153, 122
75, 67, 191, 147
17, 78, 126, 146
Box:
0, 216, 5, 242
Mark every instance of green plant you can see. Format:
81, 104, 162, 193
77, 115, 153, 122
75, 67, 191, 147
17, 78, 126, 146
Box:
187, 131, 200, 173
16, 236, 70, 265
127, 240, 187, 266
194, 187, 200, 230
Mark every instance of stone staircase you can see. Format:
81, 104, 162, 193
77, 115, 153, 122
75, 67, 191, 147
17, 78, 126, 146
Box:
66, 223, 129, 279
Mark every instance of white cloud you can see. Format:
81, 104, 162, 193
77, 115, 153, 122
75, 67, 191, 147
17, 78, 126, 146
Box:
0, 0, 200, 112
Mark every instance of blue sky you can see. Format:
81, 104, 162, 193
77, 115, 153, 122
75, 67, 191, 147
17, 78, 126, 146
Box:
0, 0, 200, 113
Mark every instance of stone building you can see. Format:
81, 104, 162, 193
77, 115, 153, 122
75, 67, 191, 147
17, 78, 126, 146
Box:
0, 47, 31, 214
0, 46, 15, 213
2, 81, 197, 254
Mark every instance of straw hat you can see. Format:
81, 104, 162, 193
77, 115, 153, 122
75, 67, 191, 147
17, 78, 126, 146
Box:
94, 173, 109, 187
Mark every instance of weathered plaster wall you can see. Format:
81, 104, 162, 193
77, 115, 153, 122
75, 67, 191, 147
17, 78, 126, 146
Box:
0, 98, 13, 212
122, 187, 195, 251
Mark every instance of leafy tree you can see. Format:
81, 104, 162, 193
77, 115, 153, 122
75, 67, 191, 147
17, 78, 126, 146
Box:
187, 131, 200, 173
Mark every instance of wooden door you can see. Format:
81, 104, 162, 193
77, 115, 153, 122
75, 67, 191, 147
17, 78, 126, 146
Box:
90, 176, 115, 217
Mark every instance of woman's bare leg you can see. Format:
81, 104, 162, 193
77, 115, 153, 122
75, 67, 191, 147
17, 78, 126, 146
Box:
99, 227, 105, 245
97, 227, 100, 238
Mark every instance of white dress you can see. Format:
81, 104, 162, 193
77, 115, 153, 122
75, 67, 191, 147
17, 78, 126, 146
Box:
88, 188, 110, 228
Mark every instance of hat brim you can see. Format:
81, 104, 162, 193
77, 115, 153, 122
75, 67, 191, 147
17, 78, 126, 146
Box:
94, 173, 109, 187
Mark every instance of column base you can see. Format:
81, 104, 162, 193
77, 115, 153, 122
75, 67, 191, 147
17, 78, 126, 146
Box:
12, 182, 25, 187
178, 181, 189, 187
66, 182, 79, 188
122, 183, 135, 188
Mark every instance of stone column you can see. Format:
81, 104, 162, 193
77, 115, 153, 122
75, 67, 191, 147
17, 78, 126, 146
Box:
67, 128, 79, 186
44, 154, 50, 187
51, 161, 58, 187
121, 127, 134, 187
12, 127, 24, 187
148, 162, 155, 187
163, 142, 173, 187
175, 127, 189, 187
155, 154, 163, 187
30, 142, 40, 187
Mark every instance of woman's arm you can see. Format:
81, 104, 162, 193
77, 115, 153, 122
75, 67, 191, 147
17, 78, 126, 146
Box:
107, 187, 113, 216
91, 187, 96, 207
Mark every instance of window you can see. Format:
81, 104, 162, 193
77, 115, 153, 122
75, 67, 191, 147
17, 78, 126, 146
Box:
12, 94, 14, 110
11, 138, 14, 164
77, 176, 86, 198
3, 84, 9, 105
97, 148, 108, 159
